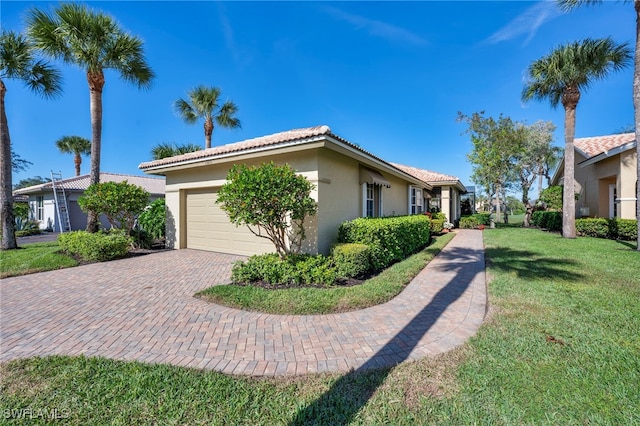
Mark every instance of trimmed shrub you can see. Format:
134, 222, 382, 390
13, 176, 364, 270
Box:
430, 218, 444, 234
615, 219, 638, 241
459, 216, 479, 229
338, 215, 431, 272
576, 218, 638, 241
474, 213, 491, 226
576, 218, 609, 239
332, 243, 371, 279
532, 211, 562, 232
231, 253, 338, 286
58, 230, 132, 262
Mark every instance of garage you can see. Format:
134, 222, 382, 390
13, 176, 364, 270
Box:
185, 188, 275, 256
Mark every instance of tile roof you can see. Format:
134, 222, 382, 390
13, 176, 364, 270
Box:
13, 172, 165, 196
139, 125, 348, 170
391, 163, 464, 187
574, 132, 635, 158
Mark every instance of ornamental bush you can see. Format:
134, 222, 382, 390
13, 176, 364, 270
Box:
430, 218, 444, 234
137, 198, 166, 240
337, 215, 431, 272
332, 243, 371, 279
58, 230, 132, 262
79, 181, 149, 233
231, 253, 337, 286
459, 213, 490, 229
615, 219, 638, 240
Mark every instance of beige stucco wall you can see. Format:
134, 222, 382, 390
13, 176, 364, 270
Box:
161, 145, 422, 255
619, 149, 637, 219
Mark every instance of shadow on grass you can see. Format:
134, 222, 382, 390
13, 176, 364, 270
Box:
614, 239, 639, 251
289, 246, 484, 425
484, 247, 584, 281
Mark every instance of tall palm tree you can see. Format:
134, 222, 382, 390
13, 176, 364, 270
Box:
522, 37, 631, 238
55, 135, 91, 176
558, 0, 640, 250
175, 86, 241, 149
151, 142, 201, 160
0, 30, 61, 250
27, 3, 154, 232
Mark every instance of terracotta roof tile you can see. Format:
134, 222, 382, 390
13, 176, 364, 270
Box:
391, 163, 460, 183
139, 125, 340, 170
13, 172, 165, 196
574, 132, 635, 158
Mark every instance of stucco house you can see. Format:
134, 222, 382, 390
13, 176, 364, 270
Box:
139, 125, 466, 256
13, 172, 165, 232
551, 132, 637, 219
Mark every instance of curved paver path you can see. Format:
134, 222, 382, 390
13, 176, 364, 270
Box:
0, 230, 486, 376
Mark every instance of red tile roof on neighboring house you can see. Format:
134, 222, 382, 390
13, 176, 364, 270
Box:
139, 125, 355, 170
574, 132, 635, 158
13, 172, 165, 196
391, 163, 466, 191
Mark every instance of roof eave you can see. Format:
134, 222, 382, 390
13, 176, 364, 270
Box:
579, 141, 637, 167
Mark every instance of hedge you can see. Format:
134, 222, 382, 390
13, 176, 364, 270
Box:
459, 213, 490, 229
338, 215, 431, 272
531, 211, 562, 232
231, 253, 337, 286
576, 218, 638, 241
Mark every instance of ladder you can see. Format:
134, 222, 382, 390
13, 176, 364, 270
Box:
51, 171, 71, 233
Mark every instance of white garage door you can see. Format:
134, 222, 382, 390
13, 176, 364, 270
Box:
185, 188, 275, 256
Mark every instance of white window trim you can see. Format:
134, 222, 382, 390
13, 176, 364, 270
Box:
363, 183, 384, 217
409, 185, 423, 214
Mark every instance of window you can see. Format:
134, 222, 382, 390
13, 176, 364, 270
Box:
364, 183, 383, 217
36, 196, 44, 221
410, 186, 423, 214
429, 187, 442, 213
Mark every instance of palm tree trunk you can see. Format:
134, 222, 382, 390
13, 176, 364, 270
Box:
74, 152, 81, 176
562, 104, 577, 239
86, 70, 104, 232
204, 117, 213, 149
635, 0, 640, 251
0, 79, 17, 249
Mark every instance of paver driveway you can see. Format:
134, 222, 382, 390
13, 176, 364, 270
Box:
0, 230, 486, 376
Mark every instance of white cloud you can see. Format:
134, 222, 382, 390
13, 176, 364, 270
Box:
323, 6, 427, 46
486, 1, 563, 46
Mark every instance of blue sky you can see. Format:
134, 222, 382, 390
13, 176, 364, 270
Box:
3, 1, 635, 193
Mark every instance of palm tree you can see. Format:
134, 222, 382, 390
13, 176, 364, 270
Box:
558, 0, 640, 250
175, 86, 241, 149
27, 3, 154, 232
151, 142, 201, 160
1, 30, 61, 250
522, 37, 631, 238
55, 135, 91, 176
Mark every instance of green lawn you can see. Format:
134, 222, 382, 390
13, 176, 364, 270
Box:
0, 242, 77, 278
1, 228, 638, 424
196, 232, 456, 315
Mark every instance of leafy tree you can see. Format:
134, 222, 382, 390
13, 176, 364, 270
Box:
28, 3, 155, 232
55, 135, 90, 176
459, 111, 526, 224
78, 181, 149, 234
216, 162, 317, 259
13, 175, 50, 190
175, 85, 240, 149
558, 0, 640, 250
11, 150, 33, 173
539, 185, 564, 211
1, 30, 61, 250
137, 198, 165, 240
522, 37, 631, 238
151, 142, 201, 160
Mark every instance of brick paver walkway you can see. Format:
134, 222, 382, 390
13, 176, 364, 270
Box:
0, 230, 486, 376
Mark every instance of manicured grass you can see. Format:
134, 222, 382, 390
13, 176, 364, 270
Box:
0, 242, 77, 278
1, 228, 638, 424
196, 232, 456, 315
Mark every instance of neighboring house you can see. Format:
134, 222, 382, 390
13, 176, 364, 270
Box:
139, 125, 466, 256
13, 172, 165, 232
551, 132, 637, 219
391, 163, 467, 223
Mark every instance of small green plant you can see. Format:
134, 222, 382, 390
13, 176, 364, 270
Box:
332, 243, 371, 279
58, 230, 132, 262
14, 218, 41, 236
